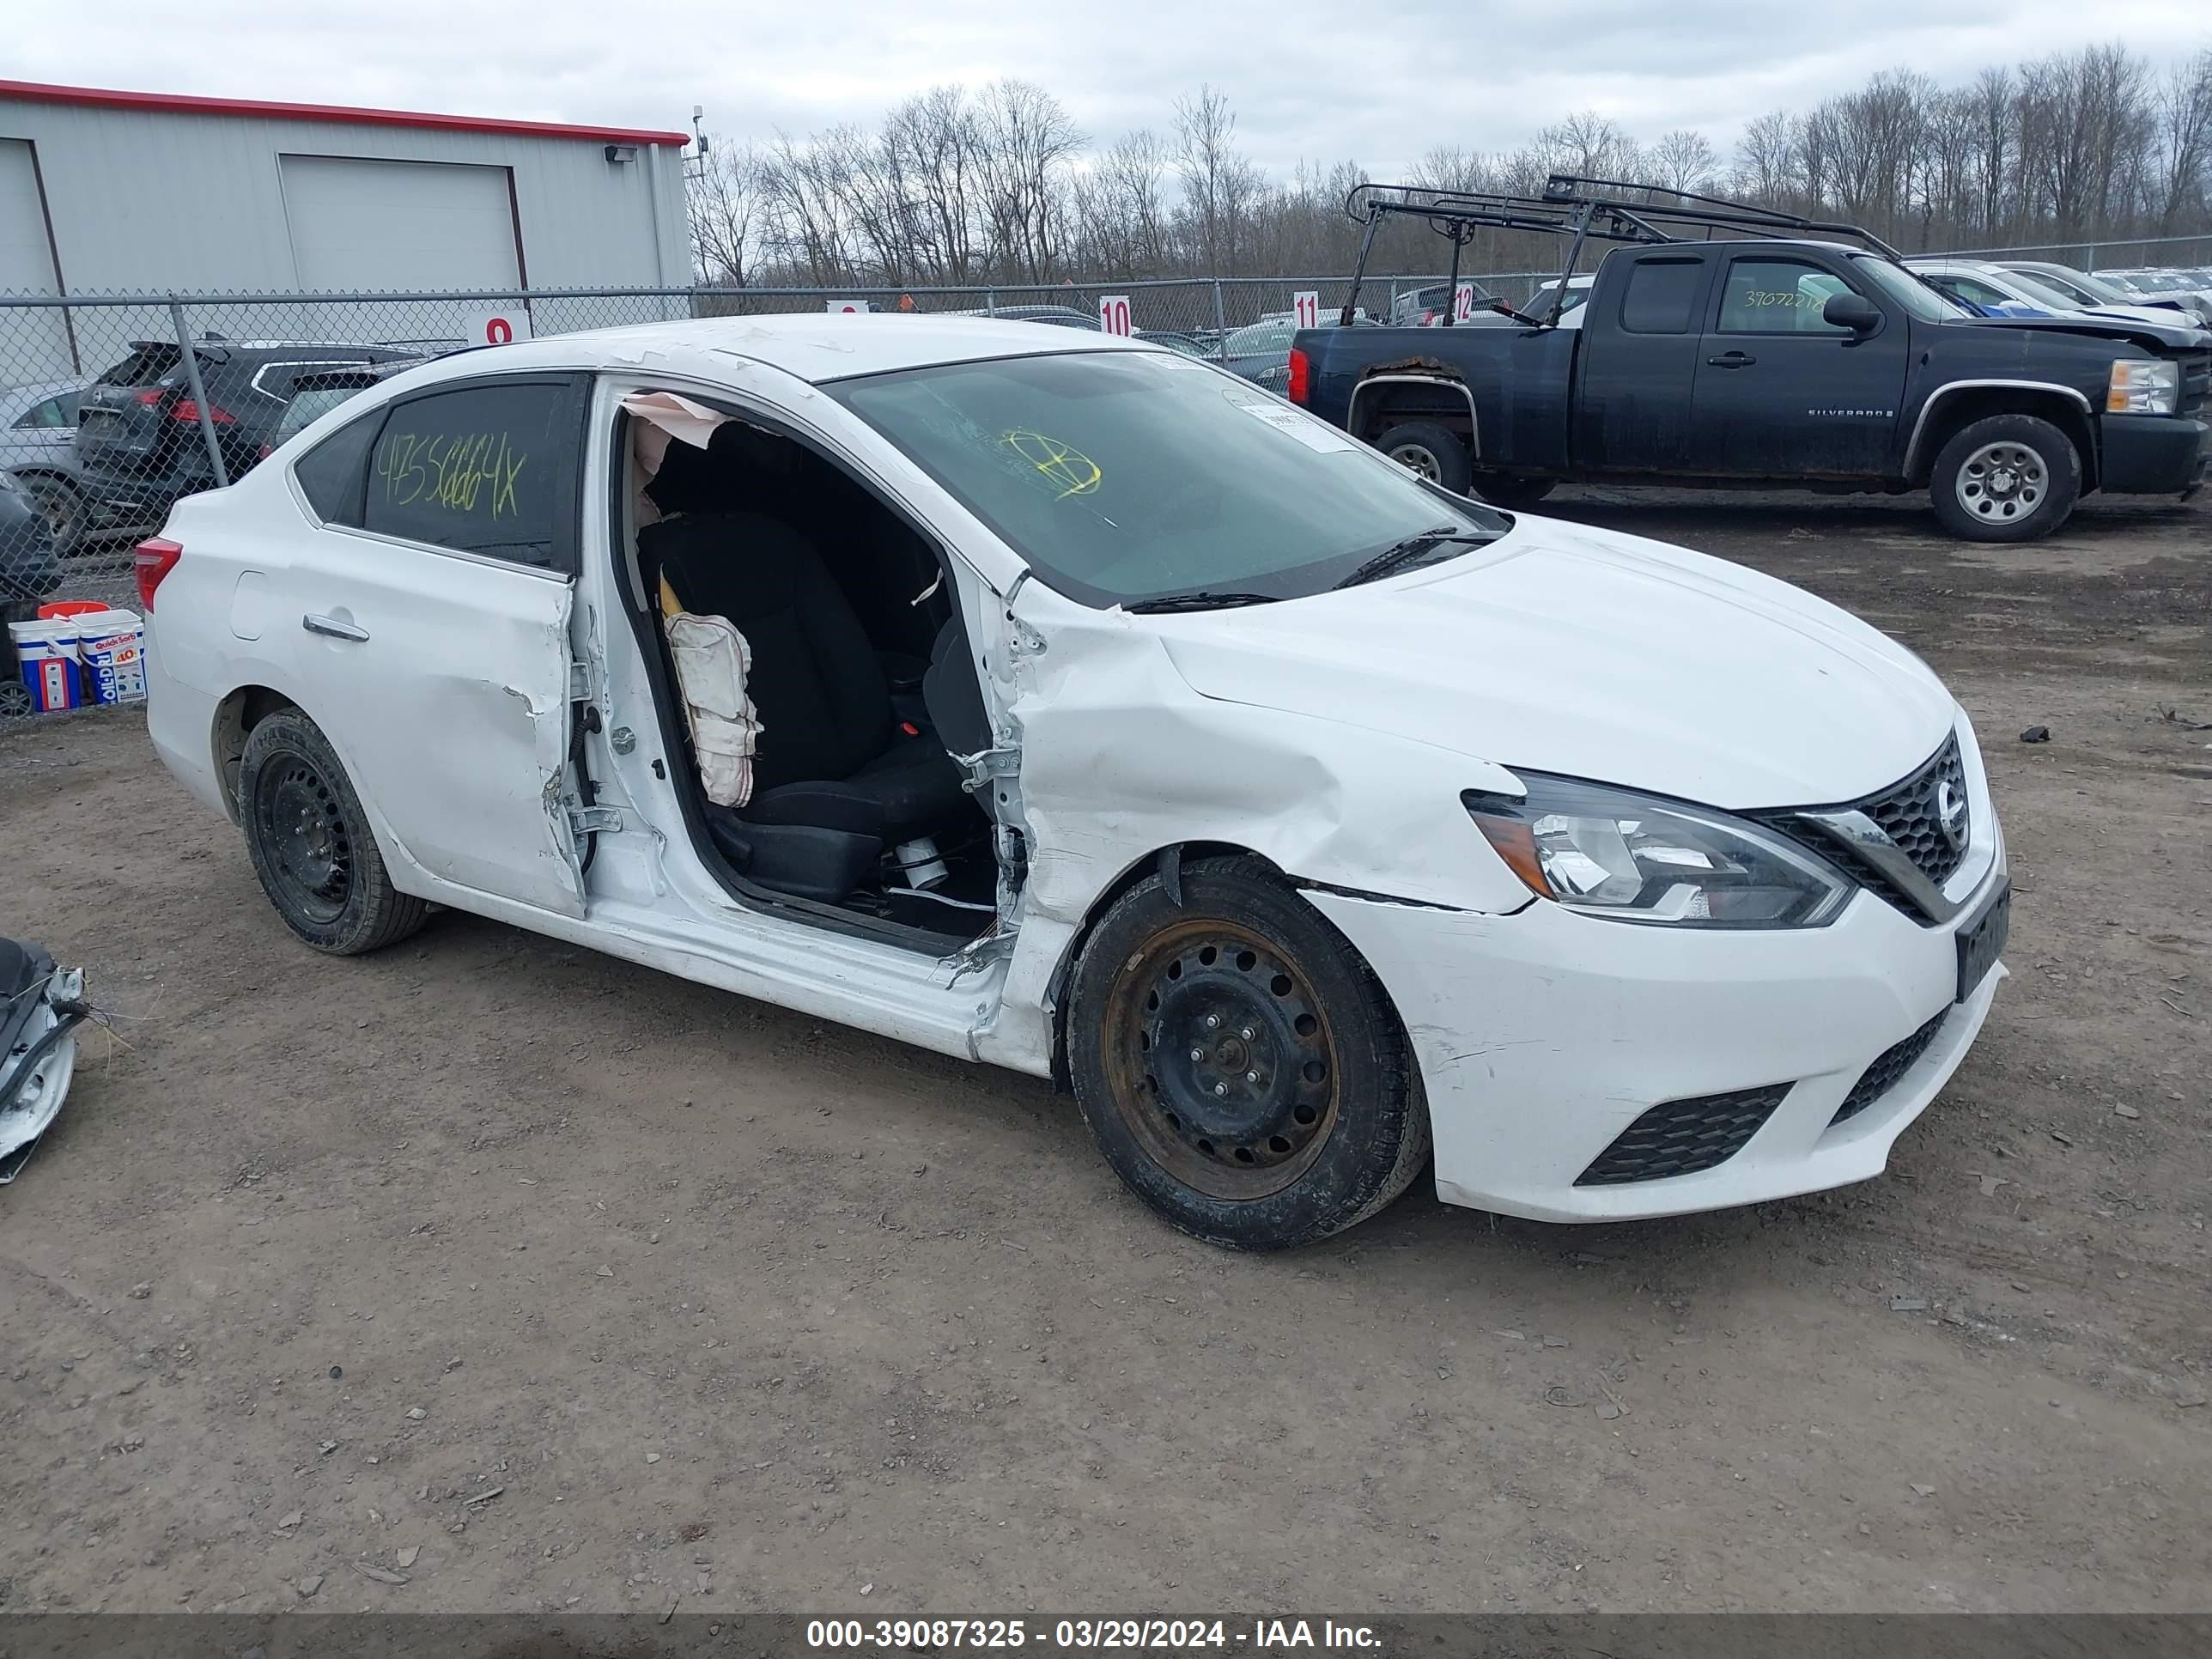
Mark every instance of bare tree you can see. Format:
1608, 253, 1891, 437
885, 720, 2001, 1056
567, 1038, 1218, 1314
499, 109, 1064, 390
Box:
687, 138, 765, 286
730, 46, 2212, 289
976, 80, 1085, 282
1172, 86, 1267, 274
2152, 48, 2212, 233
1651, 129, 1718, 196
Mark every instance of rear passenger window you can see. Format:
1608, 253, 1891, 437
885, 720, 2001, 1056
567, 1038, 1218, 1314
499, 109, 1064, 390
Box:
1718, 259, 1852, 333
294, 411, 380, 526
362, 380, 581, 574
1619, 259, 1704, 334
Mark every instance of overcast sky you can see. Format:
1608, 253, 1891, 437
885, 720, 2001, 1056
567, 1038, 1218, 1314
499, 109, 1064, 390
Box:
11, 1, 2209, 177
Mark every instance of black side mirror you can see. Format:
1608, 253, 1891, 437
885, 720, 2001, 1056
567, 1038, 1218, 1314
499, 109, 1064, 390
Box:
1823, 293, 1883, 333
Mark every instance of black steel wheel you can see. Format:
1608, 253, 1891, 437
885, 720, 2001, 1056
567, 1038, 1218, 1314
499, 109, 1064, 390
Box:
238, 708, 428, 955
1109, 917, 1338, 1200
1069, 854, 1430, 1249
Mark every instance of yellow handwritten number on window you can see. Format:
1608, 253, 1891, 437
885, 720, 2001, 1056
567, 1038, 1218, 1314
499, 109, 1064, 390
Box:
1000, 428, 1102, 500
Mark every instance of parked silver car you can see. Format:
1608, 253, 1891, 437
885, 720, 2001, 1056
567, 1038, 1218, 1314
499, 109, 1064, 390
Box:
0, 380, 91, 552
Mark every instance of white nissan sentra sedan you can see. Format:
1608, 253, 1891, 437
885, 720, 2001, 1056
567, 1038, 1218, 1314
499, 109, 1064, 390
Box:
140, 315, 2008, 1249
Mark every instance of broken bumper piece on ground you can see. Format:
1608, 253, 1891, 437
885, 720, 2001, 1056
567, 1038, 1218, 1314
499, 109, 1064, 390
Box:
0, 937, 88, 1182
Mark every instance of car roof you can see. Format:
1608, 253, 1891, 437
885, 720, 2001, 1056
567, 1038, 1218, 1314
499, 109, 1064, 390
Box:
380, 313, 1154, 388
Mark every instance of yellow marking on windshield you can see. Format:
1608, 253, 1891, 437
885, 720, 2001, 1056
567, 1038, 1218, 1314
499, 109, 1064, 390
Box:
1000, 428, 1103, 499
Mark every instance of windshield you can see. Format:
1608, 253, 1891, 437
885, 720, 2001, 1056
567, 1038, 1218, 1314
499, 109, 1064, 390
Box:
827, 349, 1505, 608
1224, 320, 1293, 354
1996, 270, 2087, 313
1852, 256, 1966, 321
2039, 265, 2129, 304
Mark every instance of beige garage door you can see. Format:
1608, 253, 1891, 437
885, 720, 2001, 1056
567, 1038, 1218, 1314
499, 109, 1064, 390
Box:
279, 155, 523, 291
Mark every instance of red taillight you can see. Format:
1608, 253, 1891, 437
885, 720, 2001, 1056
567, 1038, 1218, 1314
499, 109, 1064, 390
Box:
134, 387, 167, 406
1286, 346, 1310, 404
134, 538, 182, 611
258, 443, 274, 459
168, 398, 235, 426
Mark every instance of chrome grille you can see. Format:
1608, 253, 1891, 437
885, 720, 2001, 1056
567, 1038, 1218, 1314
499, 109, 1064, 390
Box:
1861, 736, 1968, 889
1758, 735, 1970, 924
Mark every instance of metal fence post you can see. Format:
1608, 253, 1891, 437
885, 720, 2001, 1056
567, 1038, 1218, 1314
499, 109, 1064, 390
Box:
986, 289, 997, 318
166, 294, 228, 488
1212, 279, 1228, 365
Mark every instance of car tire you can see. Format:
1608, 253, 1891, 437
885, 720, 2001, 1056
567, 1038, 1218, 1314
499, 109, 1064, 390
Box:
19, 475, 85, 556
1373, 422, 1473, 495
238, 708, 429, 956
1068, 854, 1431, 1250
1473, 474, 1556, 508
1929, 414, 2079, 543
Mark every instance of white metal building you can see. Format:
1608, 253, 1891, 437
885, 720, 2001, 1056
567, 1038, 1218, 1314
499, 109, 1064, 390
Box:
0, 79, 692, 379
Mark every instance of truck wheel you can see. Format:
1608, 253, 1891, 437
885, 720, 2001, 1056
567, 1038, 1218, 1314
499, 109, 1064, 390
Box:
1374, 422, 1473, 495
238, 709, 429, 956
1474, 475, 1556, 509
1068, 854, 1431, 1251
1929, 415, 2079, 543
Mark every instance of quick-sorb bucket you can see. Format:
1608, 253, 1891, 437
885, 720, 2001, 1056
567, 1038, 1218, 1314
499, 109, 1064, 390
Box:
8, 618, 82, 713
74, 608, 147, 705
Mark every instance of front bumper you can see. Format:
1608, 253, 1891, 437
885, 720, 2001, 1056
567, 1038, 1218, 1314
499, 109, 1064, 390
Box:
2099, 412, 2209, 495
1304, 817, 2008, 1224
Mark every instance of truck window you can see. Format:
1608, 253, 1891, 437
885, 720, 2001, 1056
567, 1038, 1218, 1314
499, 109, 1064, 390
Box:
1619, 258, 1704, 334
1717, 258, 1852, 334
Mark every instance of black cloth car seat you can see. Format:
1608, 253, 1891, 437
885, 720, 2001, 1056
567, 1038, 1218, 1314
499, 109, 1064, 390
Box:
639, 506, 977, 901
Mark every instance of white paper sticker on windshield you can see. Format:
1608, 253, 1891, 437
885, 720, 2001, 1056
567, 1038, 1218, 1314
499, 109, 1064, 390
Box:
1234, 399, 1357, 453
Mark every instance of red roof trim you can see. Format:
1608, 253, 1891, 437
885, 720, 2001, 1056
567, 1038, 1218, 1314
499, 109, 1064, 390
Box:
0, 79, 690, 148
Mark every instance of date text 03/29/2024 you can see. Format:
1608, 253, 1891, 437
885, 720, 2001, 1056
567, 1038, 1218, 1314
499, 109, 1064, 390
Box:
805, 1619, 1383, 1650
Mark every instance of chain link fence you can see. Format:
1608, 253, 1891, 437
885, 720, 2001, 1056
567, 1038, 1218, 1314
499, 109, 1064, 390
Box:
1936, 232, 2212, 273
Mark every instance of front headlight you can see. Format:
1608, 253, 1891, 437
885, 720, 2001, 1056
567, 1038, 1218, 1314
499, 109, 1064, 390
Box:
1464, 774, 1852, 928
2107, 359, 2179, 415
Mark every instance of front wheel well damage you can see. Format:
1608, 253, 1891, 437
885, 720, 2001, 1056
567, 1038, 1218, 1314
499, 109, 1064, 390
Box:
1047, 841, 1419, 1093
213, 686, 299, 818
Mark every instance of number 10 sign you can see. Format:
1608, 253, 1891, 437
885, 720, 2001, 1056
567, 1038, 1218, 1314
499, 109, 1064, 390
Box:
1098, 295, 1132, 336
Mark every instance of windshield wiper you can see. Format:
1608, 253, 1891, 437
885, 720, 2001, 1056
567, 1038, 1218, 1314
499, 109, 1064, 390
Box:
1124, 591, 1282, 614
1331, 528, 1493, 590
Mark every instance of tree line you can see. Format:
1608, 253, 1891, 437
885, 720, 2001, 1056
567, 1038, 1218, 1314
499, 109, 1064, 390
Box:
686, 43, 2212, 289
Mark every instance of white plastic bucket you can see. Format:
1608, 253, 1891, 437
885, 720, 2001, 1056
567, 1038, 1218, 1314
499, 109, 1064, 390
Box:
74, 608, 147, 705
8, 618, 82, 713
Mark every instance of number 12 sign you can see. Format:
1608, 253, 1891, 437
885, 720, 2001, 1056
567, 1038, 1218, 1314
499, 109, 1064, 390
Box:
1098, 295, 1133, 336
1291, 290, 1320, 329
1453, 283, 1478, 323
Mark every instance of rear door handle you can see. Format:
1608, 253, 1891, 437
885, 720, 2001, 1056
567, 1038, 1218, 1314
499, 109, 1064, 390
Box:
1706, 351, 1757, 368
302, 613, 368, 642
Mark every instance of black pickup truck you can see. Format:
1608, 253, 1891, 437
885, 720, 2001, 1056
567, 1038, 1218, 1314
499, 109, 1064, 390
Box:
1290, 179, 2211, 540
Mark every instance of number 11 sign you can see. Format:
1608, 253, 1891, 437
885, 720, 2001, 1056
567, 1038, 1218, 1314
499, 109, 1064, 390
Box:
1291, 291, 1320, 329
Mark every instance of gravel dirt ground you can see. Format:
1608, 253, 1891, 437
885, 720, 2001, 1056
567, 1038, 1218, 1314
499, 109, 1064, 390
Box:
2, 489, 2207, 1617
